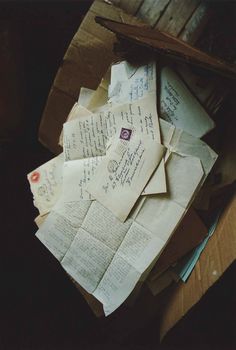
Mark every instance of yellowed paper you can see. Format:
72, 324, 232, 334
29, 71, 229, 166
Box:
27, 153, 64, 215
87, 132, 165, 221
63, 94, 167, 195
108, 61, 156, 103
36, 200, 91, 261
35, 118, 217, 316
34, 213, 48, 228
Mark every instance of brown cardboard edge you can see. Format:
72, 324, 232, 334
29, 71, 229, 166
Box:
38, 0, 146, 154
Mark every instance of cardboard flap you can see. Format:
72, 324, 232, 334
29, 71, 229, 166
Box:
39, 0, 146, 154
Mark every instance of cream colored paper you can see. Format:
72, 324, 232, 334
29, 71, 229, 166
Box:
62, 156, 104, 201
108, 61, 156, 103
27, 153, 64, 215
63, 93, 161, 157
34, 213, 48, 228
59, 103, 93, 147
87, 133, 165, 221
160, 118, 218, 184
61, 149, 208, 315
78, 87, 95, 107
36, 200, 91, 261
63, 94, 166, 195
87, 72, 110, 111
160, 67, 215, 138
89, 152, 204, 315
61, 201, 133, 292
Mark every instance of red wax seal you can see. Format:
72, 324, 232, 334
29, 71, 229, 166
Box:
30, 171, 40, 183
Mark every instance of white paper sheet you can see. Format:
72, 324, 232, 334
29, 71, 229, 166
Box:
160, 67, 215, 138
63, 156, 104, 201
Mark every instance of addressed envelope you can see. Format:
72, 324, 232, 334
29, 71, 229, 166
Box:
62, 156, 104, 201
87, 130, 165, 221
27, 153, 64, 215
63, 94, 162, 160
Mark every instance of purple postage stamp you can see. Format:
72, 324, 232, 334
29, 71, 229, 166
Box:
120, 128, 132, 141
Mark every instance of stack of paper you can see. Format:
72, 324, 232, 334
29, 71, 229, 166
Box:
28, 61, 217, 315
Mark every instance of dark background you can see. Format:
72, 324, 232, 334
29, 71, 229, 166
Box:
0, 1, 235, 349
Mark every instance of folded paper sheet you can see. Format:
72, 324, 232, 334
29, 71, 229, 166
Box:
27, 153, 64, 215
59, 104, 93, 148
63, 156, 104, 201
78, 87, 95, 108
63, 93, 161, 160
87, 131, 165, 221
36, 119, 217, 315
160, 67, 215, 138
108, 61, 156, 104
36, 200, 91, 261
58, 152, 202, 315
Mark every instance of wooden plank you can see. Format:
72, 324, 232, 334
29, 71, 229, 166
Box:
176, 64, 216, 107
179, 2, 212, 45
96, 17, 236, 80
119, 0, 144, 15
156, 0, 200, 36
137, 0, 170, 27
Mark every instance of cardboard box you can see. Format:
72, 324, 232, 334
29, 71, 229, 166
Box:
38, 0, 236, 339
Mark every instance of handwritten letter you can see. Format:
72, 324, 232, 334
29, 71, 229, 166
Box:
160, 67, 215, 137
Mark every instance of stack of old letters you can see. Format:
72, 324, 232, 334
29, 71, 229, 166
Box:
28, 60, 218, 315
